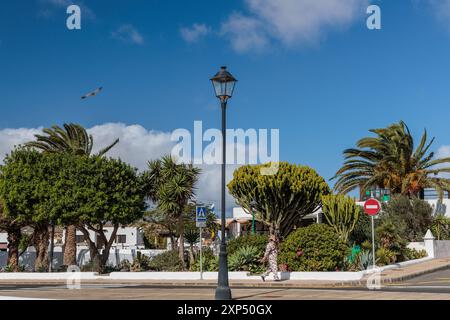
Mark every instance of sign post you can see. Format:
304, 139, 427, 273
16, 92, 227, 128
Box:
363, 198, 381, 270
196, 206, 207, 280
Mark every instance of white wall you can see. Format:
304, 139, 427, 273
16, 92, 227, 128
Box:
0, 233, 7, 243
434, 240, 450, 258
62, 226, 145, 249
0, 247, 167, 270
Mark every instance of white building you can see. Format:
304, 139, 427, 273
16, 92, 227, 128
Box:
0, 233, 7, 251
63, 226, 145, 250
225, 207, 322, 238
0, 225, 146, 252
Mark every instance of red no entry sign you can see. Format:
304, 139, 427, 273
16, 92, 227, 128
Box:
364, 198, 381, 216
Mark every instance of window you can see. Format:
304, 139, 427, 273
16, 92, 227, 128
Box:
116, 235, 126, 244
76, 235, 86, 244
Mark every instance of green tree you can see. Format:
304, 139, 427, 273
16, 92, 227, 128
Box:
321, 194, 360, 243
184, 226, 199, 267
381, 195, 433, 241
227, 162, 330, 240
73, 157, 146, 273
144, 156, 201, 269
332, 121, 450, 198
0, 149, 69, 271
0, 202, 23, 271
25, 123, 119, 267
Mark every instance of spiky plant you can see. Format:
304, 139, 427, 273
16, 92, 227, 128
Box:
321, 194, 360, 242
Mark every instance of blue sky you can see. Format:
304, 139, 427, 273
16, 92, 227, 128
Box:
2, 0, 450, 212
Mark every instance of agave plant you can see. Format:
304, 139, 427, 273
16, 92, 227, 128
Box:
228, 245, 260, 271
358, 250, 373, 270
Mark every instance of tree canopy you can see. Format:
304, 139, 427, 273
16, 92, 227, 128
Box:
227, 162, 330, 238
332, 121, 450, 198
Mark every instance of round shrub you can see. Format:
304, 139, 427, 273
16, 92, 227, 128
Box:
148, 250, 183, 271
279, 224, 349, 271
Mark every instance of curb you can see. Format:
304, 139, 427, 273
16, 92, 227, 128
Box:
379, 262, 450, 284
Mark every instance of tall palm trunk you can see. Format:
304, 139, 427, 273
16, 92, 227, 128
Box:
6, 226, 21, 271
63, 224, 77, 266
170, 234, 176, 251
33, 224, 49, 271
189, 243, 195, 268
178, 214, 185, 269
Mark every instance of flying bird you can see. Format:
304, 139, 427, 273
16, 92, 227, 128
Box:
81, 87, 103, 99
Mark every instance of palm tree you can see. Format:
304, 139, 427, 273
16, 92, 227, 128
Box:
184, 227, 200, 267
332, 121, 450, 199
26, 123, 118, 156
145, 155, 200, 269
25, 123, 119, 267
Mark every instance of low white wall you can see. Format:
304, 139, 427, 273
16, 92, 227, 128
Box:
0, 272, 98, 280
288, 271, 365, 281
407, 242, 426, 252
435, 240, 450, 258
0, 248, 167, 270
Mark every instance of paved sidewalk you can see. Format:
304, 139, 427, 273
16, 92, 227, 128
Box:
0, 287, 450, 300
367, 257, 450, 285
0, 258, 449, 288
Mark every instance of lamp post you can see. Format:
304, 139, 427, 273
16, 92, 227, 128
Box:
210, 66, 237, 300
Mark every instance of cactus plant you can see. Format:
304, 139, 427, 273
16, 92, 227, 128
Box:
321, 194, 360, 242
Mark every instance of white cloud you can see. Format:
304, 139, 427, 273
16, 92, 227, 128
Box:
221, 13, 269, 53
87, 123, 174, 170
428, 0, 450, 29
0, 127, 43, 160
221, 0, 368, 53
111, 25, 145, 45
180, 24, 211, 43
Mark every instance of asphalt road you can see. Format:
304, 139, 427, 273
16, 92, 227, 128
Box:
1, 268, 450, 299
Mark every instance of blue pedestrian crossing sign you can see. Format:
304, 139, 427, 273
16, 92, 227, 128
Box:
196, 206, 207, 228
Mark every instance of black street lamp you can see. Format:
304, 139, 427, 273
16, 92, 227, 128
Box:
210, 66, 237, 300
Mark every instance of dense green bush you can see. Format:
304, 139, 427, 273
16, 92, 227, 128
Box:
376, 247, 397, 265
376, 217, 408, 262
382, 195, 433, 241
402, 248, 428, 260
131, 252, 151, 271
349, 211, 372, 245
227, 234, 268, 257
279, 224, 349, 271
148, 250, 183, 271
190, 247, 218, 272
